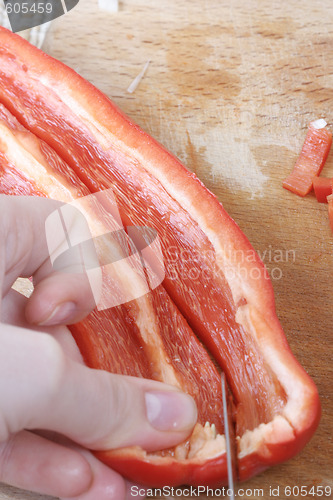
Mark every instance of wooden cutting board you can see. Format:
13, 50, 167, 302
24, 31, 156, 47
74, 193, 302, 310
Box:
0, 1, 332, 499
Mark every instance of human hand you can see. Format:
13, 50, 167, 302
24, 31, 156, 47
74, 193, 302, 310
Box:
0, 195, 197, 499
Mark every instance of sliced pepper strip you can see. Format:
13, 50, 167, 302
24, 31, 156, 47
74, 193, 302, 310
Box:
283, 120, 332, 197
312, 177, 333, 203
0, 28, 320, 485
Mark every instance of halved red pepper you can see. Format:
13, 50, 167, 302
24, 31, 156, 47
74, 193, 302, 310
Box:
0, 101, 229, 485
0, 28, 320, 486
283, 120, 332, 197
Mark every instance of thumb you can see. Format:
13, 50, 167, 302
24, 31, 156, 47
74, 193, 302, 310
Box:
0, 195, 100, 326
0, 324, 197, 452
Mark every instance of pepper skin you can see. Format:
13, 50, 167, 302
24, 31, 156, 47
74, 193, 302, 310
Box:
0, 28, 320, 486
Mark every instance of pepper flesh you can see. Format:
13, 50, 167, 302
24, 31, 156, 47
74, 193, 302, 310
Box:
283, 122, 332, 196
0, 28, 320, 486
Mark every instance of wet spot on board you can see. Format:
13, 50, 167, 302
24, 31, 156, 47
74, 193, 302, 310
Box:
251, 144, 296, 181
184, 130, 269, 203
185, 131, 212, 182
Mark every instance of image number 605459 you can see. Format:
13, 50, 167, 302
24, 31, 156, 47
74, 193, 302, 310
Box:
5, 2, 53, 14
3, 1, 81, 33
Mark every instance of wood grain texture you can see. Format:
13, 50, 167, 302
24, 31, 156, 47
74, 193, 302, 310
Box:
0, 0, 332, 499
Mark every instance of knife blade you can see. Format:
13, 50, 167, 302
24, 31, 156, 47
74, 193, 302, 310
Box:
221, 372, 235, 500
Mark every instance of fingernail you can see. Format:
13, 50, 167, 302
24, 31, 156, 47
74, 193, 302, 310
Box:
39, 301, 77, 326
145, 391, 197, 432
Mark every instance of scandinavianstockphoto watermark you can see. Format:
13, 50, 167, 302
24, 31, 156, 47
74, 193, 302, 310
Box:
43, 187, 296, 314
165, 245, 296, 283
3, 0, 80, 33
131, 484, 332, 497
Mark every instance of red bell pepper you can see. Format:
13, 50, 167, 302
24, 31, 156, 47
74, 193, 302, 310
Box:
283, 120, 332, 197
312, 177, 333, 203
0, 28, 320, 486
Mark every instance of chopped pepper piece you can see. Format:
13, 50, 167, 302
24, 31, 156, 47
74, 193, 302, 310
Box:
0, 28, 320, 486
313, 177, 333, 203
283, 120, 332, 197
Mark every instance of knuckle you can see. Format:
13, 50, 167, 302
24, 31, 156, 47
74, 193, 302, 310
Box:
105, 375, 136, 434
